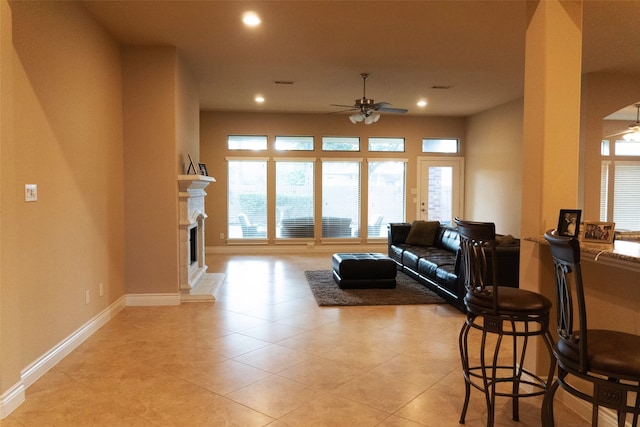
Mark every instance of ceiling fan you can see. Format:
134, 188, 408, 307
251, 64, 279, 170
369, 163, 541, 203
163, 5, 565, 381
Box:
607, 103, 640, 141
331, 73, 408, 124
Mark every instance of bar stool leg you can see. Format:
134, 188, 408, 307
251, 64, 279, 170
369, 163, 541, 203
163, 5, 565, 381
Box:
459, 320, 472, 424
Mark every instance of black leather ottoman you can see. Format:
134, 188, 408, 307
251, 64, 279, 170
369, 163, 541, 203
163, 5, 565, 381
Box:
332, 253, 397, 289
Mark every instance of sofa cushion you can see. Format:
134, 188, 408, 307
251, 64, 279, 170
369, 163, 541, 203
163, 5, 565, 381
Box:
438, 226, 461, 252
405, 220, 440, 246
496, 234, 517, 246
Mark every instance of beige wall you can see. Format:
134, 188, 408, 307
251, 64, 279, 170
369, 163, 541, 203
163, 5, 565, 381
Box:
1, 1, 202, 405
1, 0, 125, 391
200, 111, 467, 247
176, 55, 200, 173
465, 99, 524, 237
122, 47, 186, 294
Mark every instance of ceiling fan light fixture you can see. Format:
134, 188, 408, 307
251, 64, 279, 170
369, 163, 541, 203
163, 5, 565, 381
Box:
623, 131, 640, 142
349, 113, 364, 123
364, 113, 380, 125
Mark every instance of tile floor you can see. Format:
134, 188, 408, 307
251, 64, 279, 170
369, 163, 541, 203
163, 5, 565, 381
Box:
4, 254, 590, 426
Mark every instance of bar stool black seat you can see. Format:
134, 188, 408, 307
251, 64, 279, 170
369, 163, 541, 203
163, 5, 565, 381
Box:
544, 230, 640, 427
455, 218, 555, 427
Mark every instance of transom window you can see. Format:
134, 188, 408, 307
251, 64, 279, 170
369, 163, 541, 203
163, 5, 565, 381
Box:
275, 136, 314, 151
228, 135, 267, 150
422, 138, 459, 154
322, 136, 360, 151
368, 137, 405, 152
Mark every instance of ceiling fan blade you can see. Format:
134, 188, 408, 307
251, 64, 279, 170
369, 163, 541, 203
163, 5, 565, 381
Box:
373, 101, 407, 114
329, 108, 357, 115
330, 103, 357, 108
377, 106, 408, 114
605, 129, 631, 138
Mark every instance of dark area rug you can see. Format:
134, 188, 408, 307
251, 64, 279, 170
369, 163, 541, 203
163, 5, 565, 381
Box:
304, 270, 446, 306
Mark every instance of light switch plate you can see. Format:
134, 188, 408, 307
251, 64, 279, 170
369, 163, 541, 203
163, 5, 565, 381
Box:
25, 184, 37, 202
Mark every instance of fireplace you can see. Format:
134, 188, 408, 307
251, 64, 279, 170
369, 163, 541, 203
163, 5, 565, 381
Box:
178, 175, 215, 291
189, 226, 197, 264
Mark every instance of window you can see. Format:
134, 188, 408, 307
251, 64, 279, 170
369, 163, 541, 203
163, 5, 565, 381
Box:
275, 136, 314, 151
227, 160, 267, 238
228, 135, 267, 150
600, 140, 640, 231
368, 137, 405, 152
276, 160, 315, 238
322, 136, 360, 151
422, 138, 459, 153
322, 161, 360, 237
368, 161, 406, 237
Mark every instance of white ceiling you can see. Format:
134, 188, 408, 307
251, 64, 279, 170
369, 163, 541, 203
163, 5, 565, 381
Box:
82, 1, 640, 119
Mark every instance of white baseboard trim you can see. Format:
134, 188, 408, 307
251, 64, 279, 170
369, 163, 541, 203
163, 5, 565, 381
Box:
0, 382, 25, 419
20, 297, 127, 390
1, 296, 127, 419
125, 293, 181, 306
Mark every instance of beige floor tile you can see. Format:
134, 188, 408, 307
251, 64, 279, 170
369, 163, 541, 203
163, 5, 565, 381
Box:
320, 339, 399, 370
331, 371, 428, 413
3, 254, 591, 427
233, 343, 314, 374
238, 321, 307, 343
368, 354, 454, 388
226, 375, 326, 418
279, 393, 390, 426
278, 356, 366, 391
204, 332, 271, 357
376, 414, 429, 426
155, 356, 271, 395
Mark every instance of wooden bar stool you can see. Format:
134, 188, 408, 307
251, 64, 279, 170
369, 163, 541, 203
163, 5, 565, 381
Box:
455, 218, 555, 427
544, 230, 640, 426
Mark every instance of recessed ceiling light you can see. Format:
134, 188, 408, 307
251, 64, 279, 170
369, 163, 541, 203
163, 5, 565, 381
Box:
255, 96, 265, 103
417, 100, 428, 107
242, 12, 261, 27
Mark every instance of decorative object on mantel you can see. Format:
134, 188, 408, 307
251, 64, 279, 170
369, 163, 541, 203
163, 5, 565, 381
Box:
557, 209, 581, 238
198, 163, 208, 176
583, 221, 615, 244
186, 154, 197, 175
304, 270, 445, 306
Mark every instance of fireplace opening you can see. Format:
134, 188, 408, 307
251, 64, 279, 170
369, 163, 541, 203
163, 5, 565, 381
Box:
189, 226, 197, 265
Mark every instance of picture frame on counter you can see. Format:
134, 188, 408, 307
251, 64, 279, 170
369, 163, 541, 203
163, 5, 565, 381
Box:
583, 221, 615, 244
557, 209, 581, 238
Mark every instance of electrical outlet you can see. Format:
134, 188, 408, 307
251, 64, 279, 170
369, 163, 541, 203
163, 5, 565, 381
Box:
85, 289, 90, 304
25, 184, 37, 202
219, 233, 225, 239
99, 283, 104, 297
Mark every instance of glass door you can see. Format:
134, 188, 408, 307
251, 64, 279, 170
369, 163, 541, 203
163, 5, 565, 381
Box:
418, 157, 464, 225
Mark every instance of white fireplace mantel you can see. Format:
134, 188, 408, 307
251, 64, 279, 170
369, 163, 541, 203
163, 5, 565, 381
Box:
178, 174, 215, 292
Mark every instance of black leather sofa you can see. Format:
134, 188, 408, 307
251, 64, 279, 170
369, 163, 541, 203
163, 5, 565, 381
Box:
387, 222, 520, 311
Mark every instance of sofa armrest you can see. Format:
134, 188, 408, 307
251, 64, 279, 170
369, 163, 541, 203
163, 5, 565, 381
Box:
387, 223, 411, 245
